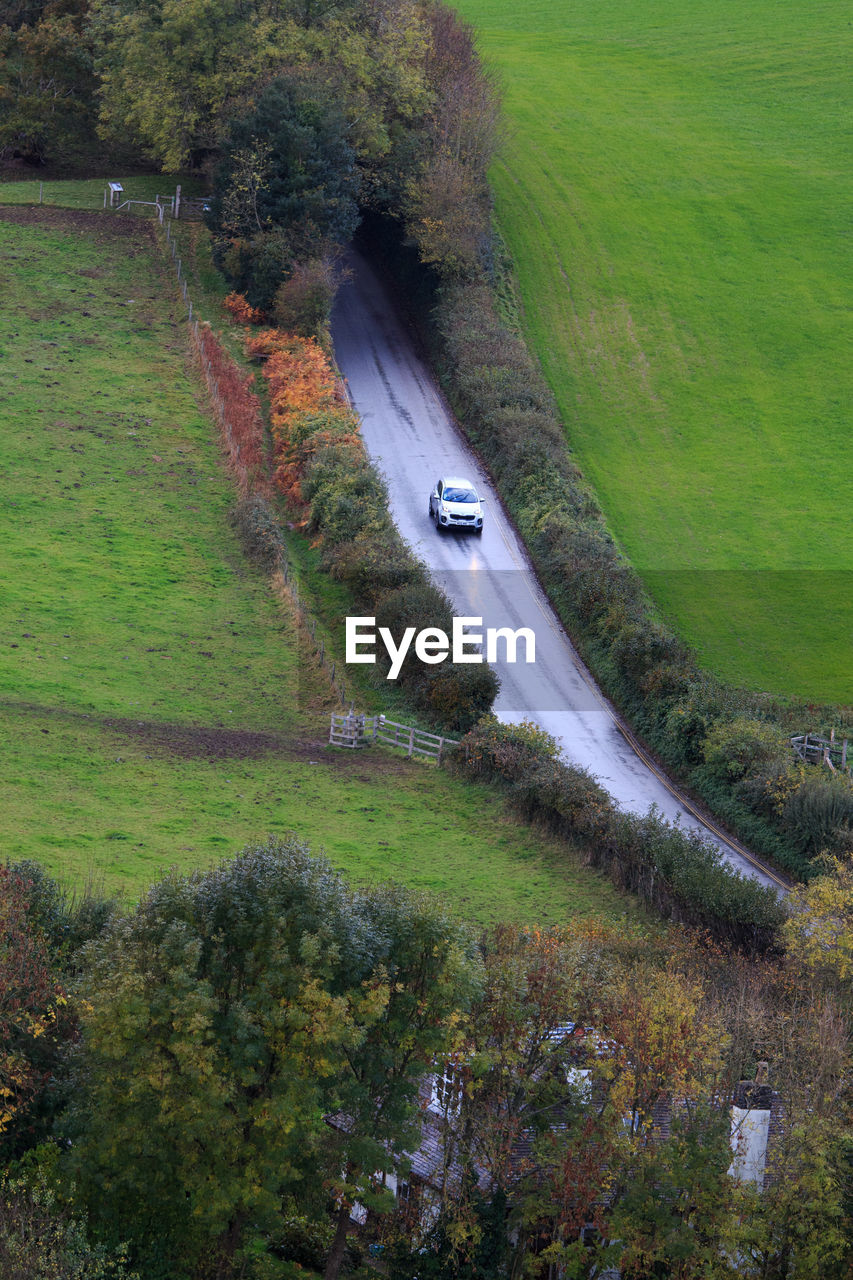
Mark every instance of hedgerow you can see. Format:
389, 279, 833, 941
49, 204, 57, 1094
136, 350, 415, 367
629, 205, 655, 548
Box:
245, 324, 498, 731
446, 720, 786, 950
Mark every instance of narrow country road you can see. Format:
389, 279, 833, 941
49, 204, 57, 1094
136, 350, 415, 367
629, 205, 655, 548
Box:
331, 251, 788, 891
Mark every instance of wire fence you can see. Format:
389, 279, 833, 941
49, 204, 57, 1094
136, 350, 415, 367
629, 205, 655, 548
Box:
0, 181, 206, 218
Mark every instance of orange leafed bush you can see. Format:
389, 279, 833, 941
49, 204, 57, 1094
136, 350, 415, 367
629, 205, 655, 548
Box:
247, 329, 356, 517
245, 329, 287, 359
224, 292, 266, 325
267, 347, 337, 424
248, 330, 340, 430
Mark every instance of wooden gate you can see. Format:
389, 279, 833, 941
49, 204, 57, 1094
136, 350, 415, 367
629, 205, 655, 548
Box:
791, 732, 851, 775
329, 713, 458, 761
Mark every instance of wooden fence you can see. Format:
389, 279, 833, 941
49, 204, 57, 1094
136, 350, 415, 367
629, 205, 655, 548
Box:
791, 731, 851, 775
330, 713, 458, 762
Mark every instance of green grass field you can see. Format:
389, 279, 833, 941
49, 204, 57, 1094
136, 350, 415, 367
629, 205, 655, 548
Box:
0, 206, 631, 926
0, 704, 630, 926
454, 0, 851, 704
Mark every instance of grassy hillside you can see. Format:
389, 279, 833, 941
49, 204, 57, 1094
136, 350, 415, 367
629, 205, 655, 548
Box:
0, 206, 631, 926
454, 0, 851, 704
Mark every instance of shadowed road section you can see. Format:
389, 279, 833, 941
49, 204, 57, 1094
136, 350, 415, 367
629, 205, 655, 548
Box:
332, 250, 787, 890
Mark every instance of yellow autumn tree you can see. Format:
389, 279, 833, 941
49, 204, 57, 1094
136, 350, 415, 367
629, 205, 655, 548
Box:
783, 857, 853, 1000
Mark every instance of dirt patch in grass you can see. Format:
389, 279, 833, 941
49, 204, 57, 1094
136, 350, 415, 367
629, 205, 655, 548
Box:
0, 205, 152, 241
107, 718, 302, 760
113, 716, 412, 771
2, 698, 414, 772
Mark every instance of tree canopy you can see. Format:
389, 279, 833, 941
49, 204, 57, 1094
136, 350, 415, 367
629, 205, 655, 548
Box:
62, 839, 481, 1280
207, 75, 361, 309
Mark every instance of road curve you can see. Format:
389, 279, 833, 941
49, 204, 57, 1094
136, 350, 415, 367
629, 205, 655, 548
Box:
331, 250, 788, 892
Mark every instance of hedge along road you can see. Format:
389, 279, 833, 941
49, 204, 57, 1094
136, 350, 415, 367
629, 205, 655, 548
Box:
331, 251, 789, 892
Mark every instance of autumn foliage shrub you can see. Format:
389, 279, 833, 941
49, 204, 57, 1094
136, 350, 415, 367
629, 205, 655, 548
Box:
447, 719, 786, 949
223, 291, 266, 325
250, 326, 498, 729
273, 257, 339, 339
0, 865, 78, 1161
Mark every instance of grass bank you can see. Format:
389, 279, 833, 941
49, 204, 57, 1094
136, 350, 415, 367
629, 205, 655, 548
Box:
0, 204, 631, 927
454, 0, 851, 704
0, 703, 630, 926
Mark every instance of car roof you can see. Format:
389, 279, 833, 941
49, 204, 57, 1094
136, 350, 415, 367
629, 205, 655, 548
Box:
440, 475, 477, 490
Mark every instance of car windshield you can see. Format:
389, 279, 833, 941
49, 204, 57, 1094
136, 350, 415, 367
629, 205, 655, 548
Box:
444, 487, 477, 503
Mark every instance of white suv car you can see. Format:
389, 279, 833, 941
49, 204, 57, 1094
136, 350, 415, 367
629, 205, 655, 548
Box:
429, 476, 484, 534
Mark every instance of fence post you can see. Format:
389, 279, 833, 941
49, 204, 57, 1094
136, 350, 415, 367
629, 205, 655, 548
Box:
408, 726, 415, 758
175, 184, 181, 219
39, 182, 43, 204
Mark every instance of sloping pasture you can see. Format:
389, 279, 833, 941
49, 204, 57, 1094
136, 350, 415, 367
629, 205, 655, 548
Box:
454, 0, 851, 703
0, 206, 631, 925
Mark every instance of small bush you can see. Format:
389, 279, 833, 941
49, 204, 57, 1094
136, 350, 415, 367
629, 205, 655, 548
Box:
780, 772, 853, 857
273, 257, 339, 338
323, 534, 419, 603
374, 581, 451, 637
6, 861, 119, 966
702, 717, 791, 783
224, 292, 266, 325
231, 496, 286, 572
271, 1209, 333, 1270
422, 662, 500, 733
